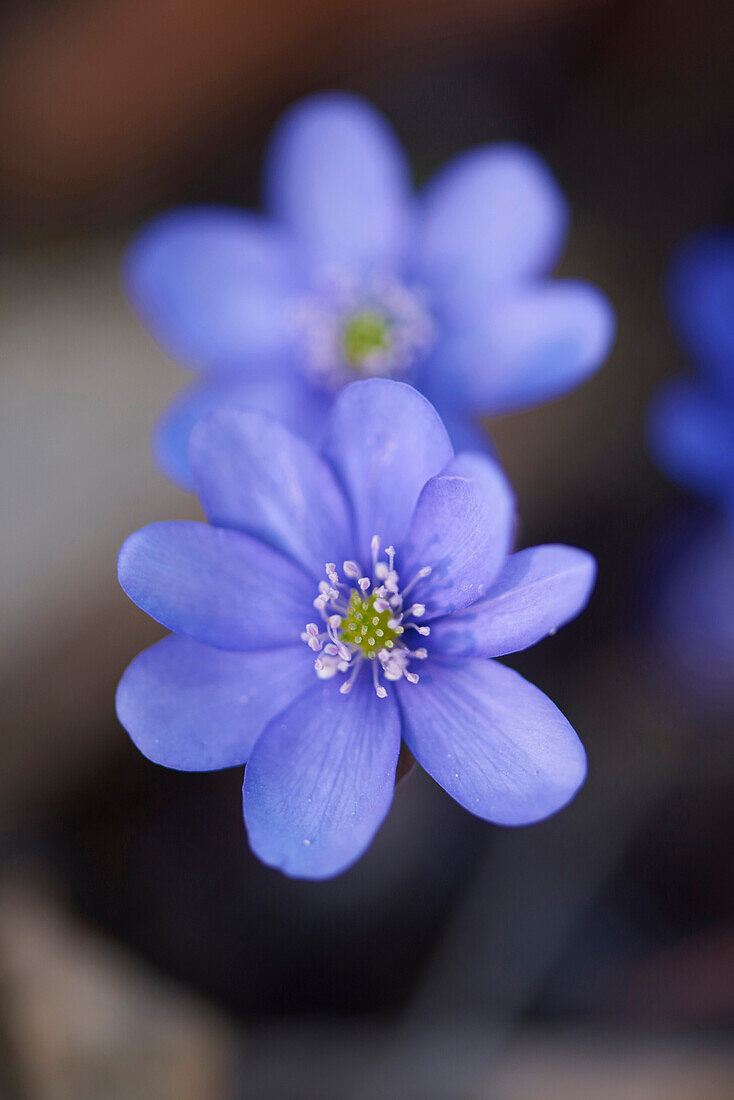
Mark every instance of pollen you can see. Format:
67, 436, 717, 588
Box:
339, 590, 399, 656
341, 310, 391, 368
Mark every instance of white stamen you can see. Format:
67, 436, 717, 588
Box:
293, 272, 436, 392
401, 565, 431, 598
372, 661, 387, 699
303, 541, 435, 698
315, 657, 338, 679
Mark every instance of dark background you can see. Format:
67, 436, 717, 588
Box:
1, 1, 733, 1096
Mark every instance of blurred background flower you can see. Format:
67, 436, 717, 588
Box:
1, 0, 734, 1096
647, 232, 734, 707
649, 232, 734, 512
125, 92, 614, 486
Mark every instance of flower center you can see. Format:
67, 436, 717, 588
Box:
341, 310, 392, 369
340, 588, 400, 655
301, 537, 431, 698
293, 274, 435, 393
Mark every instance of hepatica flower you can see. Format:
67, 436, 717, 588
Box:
126, 92, 615, 488
648, 230, 734, 704
654, 520, 734, 707
649, 230, 734, 515
117, 380, 595, 879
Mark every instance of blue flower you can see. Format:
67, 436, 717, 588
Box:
654, 519, 734, 709
116, 380, 594, 879
126, 92, 615, 488
648, 230, 734, 707
649, 230, 734, 514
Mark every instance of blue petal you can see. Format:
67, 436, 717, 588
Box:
425, 280, 615, 414
124, 207, 301, 369
322, 379, 453, 563
116, 637, 315, 770
669, 231, 734, 395
413, 144, 568, 311
154, 372, 332, 490
429, 545, 596, 657
399, 657, 587, 825
648, 380, 734, 505
432, 406, 496, 454
243, 674, 401, 879
264, 92, 411, 274
656, 522, 734, 705
401, 452, 515, 617
189, 407, 354, 579
118, 521, 312, 650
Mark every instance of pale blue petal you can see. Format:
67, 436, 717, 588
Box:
414, 144, 568, 311
401, 453, 515, 617
124, 207, 300, 369
189, 407, 354, 578
399, 657, 587, 825
116, 637, 314, 770
322, 379, 453, 563
153, 372, 332, 491
425, 281, 615, 414
243, 674, 401, 879
264, 92, 411, 273
429, 545, 596, 657
118, 522, 312, 650
432, 406, 496, 454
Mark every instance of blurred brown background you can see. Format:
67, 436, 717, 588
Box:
1, 0, 733, 1097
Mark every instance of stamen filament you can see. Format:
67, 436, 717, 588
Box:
303, 534, 432, 698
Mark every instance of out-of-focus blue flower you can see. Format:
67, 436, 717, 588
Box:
648, 230, 734, 707
654, 519, 734, 708
649, 231, 734, 513
126, 92, 615, 488
116, 380, 595, 879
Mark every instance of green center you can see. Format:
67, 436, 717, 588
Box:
340, 590, 401, 657
342, 310, 391, 368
